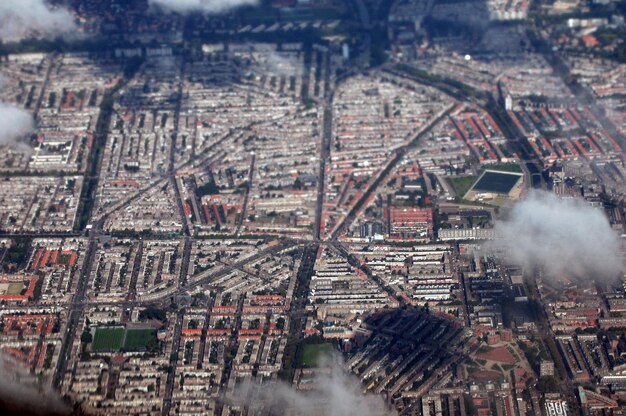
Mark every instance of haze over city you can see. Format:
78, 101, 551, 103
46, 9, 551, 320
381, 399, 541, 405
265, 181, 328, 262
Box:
0, 0, 625, 415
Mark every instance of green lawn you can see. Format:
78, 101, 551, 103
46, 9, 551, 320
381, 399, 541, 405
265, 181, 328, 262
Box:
299, 343, 333, 367
487, 163, 523, 173
92, 327, 124, 351
448, 175, 477, 198
7, 282, 25, 295
123, 328, 157, 350
447, 163, 522, 199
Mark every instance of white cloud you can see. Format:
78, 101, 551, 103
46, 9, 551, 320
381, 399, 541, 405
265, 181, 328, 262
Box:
0, 103, 34, 147
0, 0, 77, 41
149, 0, 259, 14
0, 75, 34, 150
0, 353, 69, 415
232, 355, 392, 416
488, 190, 622, 281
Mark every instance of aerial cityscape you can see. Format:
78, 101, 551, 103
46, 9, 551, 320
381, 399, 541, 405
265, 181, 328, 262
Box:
0, 0, 625, 415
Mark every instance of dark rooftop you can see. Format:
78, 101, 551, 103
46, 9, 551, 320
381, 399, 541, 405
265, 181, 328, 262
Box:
471, 170, 522, 194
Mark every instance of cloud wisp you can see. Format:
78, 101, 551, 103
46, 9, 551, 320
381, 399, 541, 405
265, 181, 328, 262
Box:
231, 355, 392, 416
0, 353, 70, 416
0, 0, 77, 41
488, 190, 622, 281
0, 75, 34, 150
0, 76, 34, 150
0, 102, 35, 148
149, 0, 259, 14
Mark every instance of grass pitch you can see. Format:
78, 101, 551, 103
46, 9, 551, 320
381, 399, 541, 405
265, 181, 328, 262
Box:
123, 328, 157, 350
92, 327, 124, 351
299, 343, 333, 367
7, 282, 25, 295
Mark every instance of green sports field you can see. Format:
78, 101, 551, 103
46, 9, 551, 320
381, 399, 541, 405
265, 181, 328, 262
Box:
91, 327, 157, 352
299, 343, 333, 367
7, 282, 25, 295
92, 327, 125, 351
123, 328, 157, 350
448, 175, 477, 198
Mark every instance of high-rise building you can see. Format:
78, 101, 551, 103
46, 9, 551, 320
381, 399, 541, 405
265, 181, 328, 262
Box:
540, 360, 555, 377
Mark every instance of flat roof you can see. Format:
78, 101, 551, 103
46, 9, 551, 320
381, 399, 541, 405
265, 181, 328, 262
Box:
471, 170, 523, 194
